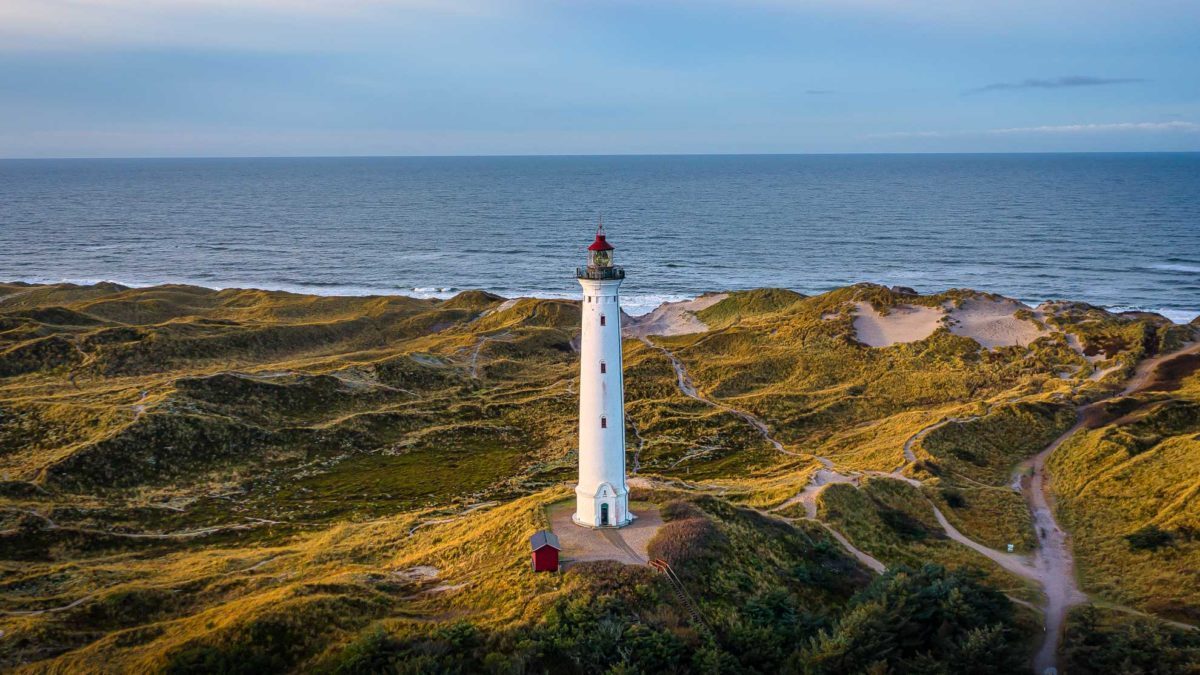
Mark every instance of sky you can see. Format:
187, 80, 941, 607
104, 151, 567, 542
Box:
1, 0, 1199, 157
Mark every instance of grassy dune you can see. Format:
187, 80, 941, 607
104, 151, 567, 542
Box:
1049, 370, 1200, 623
0, 281, 1193, 671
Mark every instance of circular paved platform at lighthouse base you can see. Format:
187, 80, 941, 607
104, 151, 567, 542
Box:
547, 500, 663, 567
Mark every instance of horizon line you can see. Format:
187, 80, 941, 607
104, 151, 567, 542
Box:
3, 149, 1200, 161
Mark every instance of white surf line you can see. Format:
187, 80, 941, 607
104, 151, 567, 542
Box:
640, 337, 800, 457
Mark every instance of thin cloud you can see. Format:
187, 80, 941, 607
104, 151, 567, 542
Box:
989, 121, 1200, 134
0, 0, 495, 50
870, 121, 1200, 139
965, 75, 1145, 94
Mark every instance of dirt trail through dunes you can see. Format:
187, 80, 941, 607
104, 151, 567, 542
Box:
770, 469, 857, 518
647, 331, 1199, 674
466, 332, 512, 379
1017, 339, 1200, 673
1, 508, 274, 539
0, 288, 36, 305
640, 338, 800, 457
815, 521, 887, 573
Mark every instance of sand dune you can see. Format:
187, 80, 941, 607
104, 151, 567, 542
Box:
623, 293, 728, 338
852, 301, 944, 347
853, 296, 1049, 349
947, 297, 1047, 349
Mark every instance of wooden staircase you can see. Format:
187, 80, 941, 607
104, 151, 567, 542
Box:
649, 558, 714, 642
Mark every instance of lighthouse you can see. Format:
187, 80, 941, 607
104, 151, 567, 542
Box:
573, 226, 632, 529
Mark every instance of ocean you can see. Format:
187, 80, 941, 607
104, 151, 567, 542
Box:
2, 153, 1198, 320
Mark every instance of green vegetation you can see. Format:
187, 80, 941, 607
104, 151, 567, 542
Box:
800, 564, 1028, 674
916, 400, 1075, 485
1049, 367, 1200, 622
817, 478, 1032, 594
0, 281, 1191, 672
1064, 605, 1200, 675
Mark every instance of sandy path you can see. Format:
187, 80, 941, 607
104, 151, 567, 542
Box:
1, 593, 97, 617
770, 469, 857, 518
645, 336, 932, 576
931, 506, 1041, 582
819, 523, 887, 573
407, 502, 499, 536
0, 288, 36, 306
1017, 339, 1200, 673
640, 337, 799, 457
643, 310, 1196, 672
1, 508, 273, 540
628, 416, 646, 474
763, 339, 1200, 673
467, 332, 511, 379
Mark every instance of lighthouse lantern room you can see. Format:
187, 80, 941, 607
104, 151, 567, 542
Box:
574, 225, 631, 528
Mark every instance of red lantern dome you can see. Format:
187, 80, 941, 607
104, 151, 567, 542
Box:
577, 221, 624, 280
587, 233, 614, 252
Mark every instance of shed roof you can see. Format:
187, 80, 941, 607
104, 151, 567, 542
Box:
530, 530, 561, 551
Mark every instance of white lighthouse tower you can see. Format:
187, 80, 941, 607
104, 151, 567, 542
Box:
573, 226, 632, 529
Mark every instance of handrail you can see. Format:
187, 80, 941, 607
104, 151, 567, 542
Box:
576, 266, 626, 280
649, 558, 713, 641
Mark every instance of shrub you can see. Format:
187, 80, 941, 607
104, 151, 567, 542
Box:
799, 564, 1023, 674
1065, 605, 1200, 675
942, 489, 967, 509
647, 514, 726, 576
660, 499, 706, 522
1125, 525, 1174, 551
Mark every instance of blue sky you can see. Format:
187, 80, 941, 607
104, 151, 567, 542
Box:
1, 0, 1198, 157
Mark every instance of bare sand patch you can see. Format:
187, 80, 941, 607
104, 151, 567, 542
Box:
947, 297, 1047, 349
852, 301, 944, 347
393, 565, 439, 582
494, 298, 520, 313
623, 293, 728, 339
1049, 315, 1124, 381
547, 500, 663, 566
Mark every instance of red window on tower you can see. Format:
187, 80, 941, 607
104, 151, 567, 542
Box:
600, 361, 607, 373
600, 416, 607, 429
600, 315, 606, 326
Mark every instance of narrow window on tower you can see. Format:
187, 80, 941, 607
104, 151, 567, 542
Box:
600, 416, 607, 429
600, 361, 607, 374
600, 314, 606, 326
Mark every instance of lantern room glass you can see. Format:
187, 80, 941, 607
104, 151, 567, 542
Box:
590, 249, 613, 268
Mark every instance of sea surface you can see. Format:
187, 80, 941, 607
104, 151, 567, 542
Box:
2, 154, 1199, 320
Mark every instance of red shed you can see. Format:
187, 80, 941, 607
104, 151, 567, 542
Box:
530, 530, 561, 572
